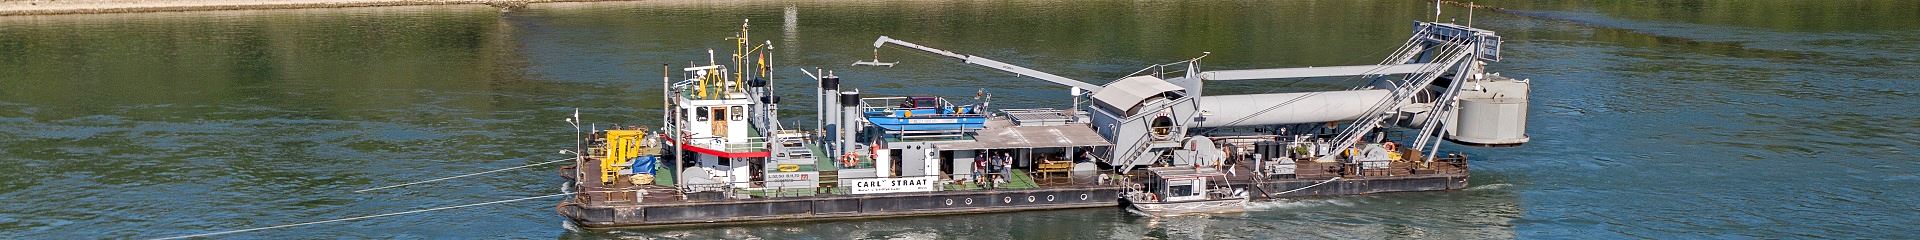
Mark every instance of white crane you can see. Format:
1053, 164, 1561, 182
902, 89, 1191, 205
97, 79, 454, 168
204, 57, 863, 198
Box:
859, 22, 1527, 173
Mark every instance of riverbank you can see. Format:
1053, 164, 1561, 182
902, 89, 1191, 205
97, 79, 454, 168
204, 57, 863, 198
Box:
0, 0, 626, 16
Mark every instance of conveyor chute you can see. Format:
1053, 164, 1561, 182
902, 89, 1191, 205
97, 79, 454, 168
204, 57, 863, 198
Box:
1193, 90, 1391, 128
1199, 64, 1442, 81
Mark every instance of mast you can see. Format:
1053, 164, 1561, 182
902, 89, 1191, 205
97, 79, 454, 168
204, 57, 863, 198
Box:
665, 64, 681, 188
736, 19, 749, 94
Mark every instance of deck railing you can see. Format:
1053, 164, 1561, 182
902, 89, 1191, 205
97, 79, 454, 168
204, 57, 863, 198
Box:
1121, 54, 1204, 80
676, 132, 770, 153
576, 170, 1130, 202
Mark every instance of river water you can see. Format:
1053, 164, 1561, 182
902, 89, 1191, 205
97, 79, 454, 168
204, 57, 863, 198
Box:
2, 1, 1916, 239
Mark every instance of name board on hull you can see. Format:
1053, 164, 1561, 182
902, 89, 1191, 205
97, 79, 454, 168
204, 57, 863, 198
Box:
848, 176, 938, 194
766, 172, 816, 182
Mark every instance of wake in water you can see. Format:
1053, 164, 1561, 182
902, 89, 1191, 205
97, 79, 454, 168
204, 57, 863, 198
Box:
1245, 198, 1356, 211
1467, 183, 1512, 191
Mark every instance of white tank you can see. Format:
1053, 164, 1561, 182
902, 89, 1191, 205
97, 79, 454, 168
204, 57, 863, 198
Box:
1193, 90, 1391, 128
1447, 76, 1530, 146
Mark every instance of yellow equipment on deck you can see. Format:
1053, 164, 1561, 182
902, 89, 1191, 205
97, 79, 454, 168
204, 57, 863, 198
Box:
602, 129, 657, 184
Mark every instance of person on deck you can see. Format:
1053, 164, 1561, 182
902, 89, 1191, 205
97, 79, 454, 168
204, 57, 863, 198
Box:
972, 156, 986, 186
1000, 153, 1014, 185
987, 153, 1003, 188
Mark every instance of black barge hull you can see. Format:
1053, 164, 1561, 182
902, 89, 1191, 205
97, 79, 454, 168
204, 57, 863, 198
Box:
1244, 174, 1470, 198
560, 187, 1127, 228
559, 172, 1465, 228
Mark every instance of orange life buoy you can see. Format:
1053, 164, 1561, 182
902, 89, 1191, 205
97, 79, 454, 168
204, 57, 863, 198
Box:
841, 153, 859, 167
1383, 142, 1398, 151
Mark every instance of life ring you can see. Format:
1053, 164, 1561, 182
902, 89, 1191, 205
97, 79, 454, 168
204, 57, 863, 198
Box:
1383, 142, 1398, 152
1145, 193, 1157, 202
840, 153, 860, 167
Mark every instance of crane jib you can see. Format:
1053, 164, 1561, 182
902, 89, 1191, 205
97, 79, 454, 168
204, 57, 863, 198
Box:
872, 36, 1103, 92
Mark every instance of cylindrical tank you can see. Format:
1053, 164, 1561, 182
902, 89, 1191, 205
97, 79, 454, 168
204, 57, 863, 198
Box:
1193, 90, 1392, 128
821, 75, 841, 133
1447, 77, 1529, 146
839, 90, 862, 155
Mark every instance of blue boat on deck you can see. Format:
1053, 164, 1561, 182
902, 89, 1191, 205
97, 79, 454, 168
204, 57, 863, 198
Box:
862, 96, 989, 132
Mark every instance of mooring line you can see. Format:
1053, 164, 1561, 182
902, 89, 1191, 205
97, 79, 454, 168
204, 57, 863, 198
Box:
152, 192, 572, 240
1271, 177, 1342, 196
355, 158, 572, 193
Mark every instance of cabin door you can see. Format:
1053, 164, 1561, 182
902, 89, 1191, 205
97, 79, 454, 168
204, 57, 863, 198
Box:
711, 107, 729, 139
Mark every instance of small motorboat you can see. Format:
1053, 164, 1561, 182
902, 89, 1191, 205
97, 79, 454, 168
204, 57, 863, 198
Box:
1123, 167, 1248, 216
861, 96, 988, 132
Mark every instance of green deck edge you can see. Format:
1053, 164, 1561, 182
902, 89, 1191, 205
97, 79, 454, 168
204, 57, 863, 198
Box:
807, 142, 874, 170
653, 142, 1042, 192
653, 158, 676, 187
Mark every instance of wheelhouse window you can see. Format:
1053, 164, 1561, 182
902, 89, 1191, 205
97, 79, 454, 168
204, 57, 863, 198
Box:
1168, 184, 1197, 197
730, 106, 743, 120
913, 98, 938, 109
696, 107, 709, 121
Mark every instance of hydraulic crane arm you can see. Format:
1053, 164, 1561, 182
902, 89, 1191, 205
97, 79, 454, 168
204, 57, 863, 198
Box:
872, 36, 1104, 91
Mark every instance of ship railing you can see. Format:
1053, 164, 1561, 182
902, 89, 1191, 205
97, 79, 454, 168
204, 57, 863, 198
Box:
726, 137, 770, 152
859, 97, 986, 116
1342, 154, 1470, 177
1352, 166, 1469, 177
570, 185, 651, 204
858, 96, 910, 113
1121, 54, 1205, 80
661, 171, 1130, 201
998, 108, 1066, 115
569, 170, 1136, 204
678, 135, 771, 152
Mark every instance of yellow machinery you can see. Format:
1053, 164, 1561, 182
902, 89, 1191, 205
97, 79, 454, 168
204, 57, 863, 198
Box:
602, 129, 657, 184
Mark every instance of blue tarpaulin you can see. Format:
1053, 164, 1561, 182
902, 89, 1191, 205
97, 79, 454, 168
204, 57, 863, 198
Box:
631, 156, 657, 175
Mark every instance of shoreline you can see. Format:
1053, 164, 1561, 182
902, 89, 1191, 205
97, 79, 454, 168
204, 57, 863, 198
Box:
0, 0, 633, 16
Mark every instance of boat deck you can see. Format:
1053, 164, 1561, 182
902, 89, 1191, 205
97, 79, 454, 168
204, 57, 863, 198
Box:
1245, 156, 1470, 181
564, 151, 681, 207
566, 149, 1120, 208
566, 151, 1466, 207
559, 141, 1468, 228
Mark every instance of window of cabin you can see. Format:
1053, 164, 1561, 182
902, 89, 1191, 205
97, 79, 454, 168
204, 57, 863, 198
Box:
696, 107, 709, 121
913, 98, 938, 109
730, 106, 743, 120
1169, 182, 1198, 197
